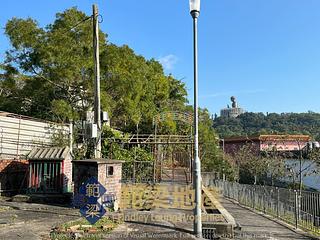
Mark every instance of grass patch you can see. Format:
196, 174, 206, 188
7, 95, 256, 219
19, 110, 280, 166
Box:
50, 216, 121, 240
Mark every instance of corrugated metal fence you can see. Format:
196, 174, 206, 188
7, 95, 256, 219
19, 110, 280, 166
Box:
0, 112, 70, 159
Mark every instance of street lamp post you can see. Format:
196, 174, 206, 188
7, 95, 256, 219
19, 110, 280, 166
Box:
189, 0, 202, 237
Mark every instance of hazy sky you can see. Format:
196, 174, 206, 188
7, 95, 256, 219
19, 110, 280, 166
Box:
1, 0, 320, 115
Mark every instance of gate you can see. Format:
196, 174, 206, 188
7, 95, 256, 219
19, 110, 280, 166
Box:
28, 161, 63, 193
27, 146, 71, 194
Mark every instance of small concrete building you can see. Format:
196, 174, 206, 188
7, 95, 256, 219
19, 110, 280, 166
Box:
72, 159, 123, 208
27, 147, 72, 194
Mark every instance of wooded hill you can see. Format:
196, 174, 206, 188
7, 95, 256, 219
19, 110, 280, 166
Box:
213, 112, 320, 141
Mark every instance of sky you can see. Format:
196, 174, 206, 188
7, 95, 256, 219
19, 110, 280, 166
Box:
1, 0, 320, 115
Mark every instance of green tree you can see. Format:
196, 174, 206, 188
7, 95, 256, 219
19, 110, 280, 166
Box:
198, 108, 235, 178
1, 7, 187, 134
1, 7, 227, 178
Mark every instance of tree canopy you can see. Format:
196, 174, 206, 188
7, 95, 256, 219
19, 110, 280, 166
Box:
0, 7, 227, 174
214, 112, 320, 141
0, 7, 188, 134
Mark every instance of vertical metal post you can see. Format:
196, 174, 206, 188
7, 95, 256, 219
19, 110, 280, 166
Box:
48, 163, 51, 189
153, 160, 156, 184
36, 163, 39, 189
295, 190, 299, 229
172, 146, 174, 181
69, 122, 73, 155
312, 193, 316, 228
191, 10, 202, 238
93, 4, 101, 158
247, 189, 249, 206
190, 139, 193, 183
153, 122, 157, 183
315, 193, 319, 227
253, 186, 256, 209
263, 193, 266, 213
133, 158, 136, 183
39, 163, 42, 191
44, 163, 47, 191
52, 163, 55, 190
277, 188, 280, 218
28, 163, 32, 188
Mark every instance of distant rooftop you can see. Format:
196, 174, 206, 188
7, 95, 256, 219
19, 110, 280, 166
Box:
223, 134, 311, 142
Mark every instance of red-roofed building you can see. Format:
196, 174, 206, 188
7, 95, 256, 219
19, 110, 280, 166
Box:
221, 134, 312, 156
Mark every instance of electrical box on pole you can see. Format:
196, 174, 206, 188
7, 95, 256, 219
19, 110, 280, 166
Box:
85, 123, 98, 139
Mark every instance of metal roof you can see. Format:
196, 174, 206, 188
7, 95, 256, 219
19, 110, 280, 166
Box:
27, 147, 70, 161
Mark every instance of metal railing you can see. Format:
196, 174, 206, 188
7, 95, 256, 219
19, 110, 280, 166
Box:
212, 180, 320, 235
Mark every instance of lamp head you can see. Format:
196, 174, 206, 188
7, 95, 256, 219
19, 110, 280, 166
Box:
189, 0, 200, 17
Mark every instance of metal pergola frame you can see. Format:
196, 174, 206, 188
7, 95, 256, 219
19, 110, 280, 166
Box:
103, 134, 193, 184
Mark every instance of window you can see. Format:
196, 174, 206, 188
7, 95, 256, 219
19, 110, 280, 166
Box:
107, 166, 114, 176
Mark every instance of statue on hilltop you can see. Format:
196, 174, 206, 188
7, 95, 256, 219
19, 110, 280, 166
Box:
231, 96, 238, 108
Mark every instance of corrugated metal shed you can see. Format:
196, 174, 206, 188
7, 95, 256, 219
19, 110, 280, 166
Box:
27, 147, 70, 161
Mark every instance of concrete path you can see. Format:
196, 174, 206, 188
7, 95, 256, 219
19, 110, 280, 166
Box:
220, 198, 312, 240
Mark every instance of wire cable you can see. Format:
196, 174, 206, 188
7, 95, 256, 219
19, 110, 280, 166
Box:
61, 15, 93, 35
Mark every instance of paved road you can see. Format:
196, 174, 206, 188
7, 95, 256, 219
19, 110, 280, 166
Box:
105, 208, 198, 240
0, 201, 79, 240
220, 198, 312, 240
0, 201, 197, 240
0, 197, 315, 240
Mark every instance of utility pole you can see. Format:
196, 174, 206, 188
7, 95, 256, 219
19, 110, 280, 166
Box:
93, 4, 101, 158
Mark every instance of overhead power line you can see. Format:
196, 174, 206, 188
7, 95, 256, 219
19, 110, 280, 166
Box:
61, 15, 93, 35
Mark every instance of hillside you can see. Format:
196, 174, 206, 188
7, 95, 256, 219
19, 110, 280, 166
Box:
213, 112, 320, 141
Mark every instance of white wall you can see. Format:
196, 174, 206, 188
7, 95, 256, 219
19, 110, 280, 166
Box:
0, 114, 70, 159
